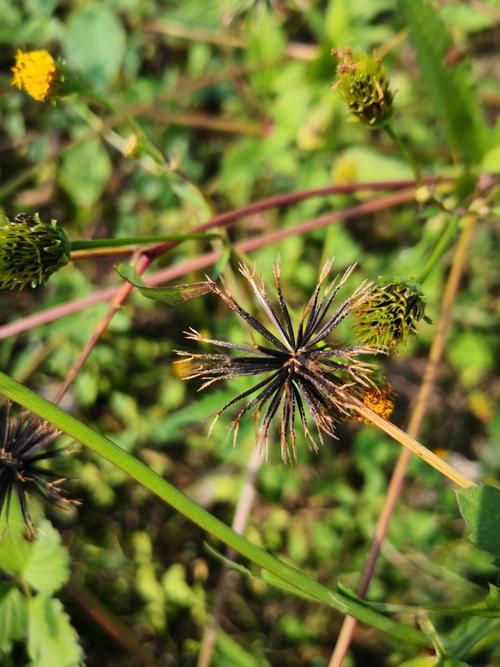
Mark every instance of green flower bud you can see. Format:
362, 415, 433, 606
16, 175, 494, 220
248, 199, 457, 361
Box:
332, 48, 393, 127
355, 279, 427, 349
0, 213, 70, 289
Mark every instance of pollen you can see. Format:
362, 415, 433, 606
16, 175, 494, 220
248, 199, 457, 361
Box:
11, 49, 58, 102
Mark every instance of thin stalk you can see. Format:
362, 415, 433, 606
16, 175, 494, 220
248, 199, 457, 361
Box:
383, 123, 421, 182
328, 214, 479, 666
0, 372, 428, 648
197, 446, 262, 667
416, 217, 458, 284
51, 252, 151, 405
350, 400, 475, 489
66, 581, 162, 667
70, 232, 219, 252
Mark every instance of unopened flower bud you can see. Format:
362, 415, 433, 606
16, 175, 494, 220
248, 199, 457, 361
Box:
332, 48, 393, 127
355, 279, 426, 349
0, 213, 70, 290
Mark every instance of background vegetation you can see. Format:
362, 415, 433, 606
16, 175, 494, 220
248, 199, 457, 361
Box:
0, 1, 499, 665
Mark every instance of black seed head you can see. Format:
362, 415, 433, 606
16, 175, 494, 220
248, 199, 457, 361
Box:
175, 259, 387, 461
0, 402, 77, 533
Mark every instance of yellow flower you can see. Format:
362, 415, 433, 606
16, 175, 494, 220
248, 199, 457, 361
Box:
11, 49, 58, 102
358, 385, 395, 423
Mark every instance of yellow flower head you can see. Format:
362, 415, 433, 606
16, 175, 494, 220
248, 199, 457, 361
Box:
357, 385, 395, 423
11, 49, 59, 102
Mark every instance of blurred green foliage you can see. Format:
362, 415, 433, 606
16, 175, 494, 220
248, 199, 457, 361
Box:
0, 0, 499, 665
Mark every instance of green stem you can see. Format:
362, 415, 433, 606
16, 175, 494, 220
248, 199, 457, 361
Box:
383, 123, 421, 182
70, 232, 220, 251
415, 217, 458, 284
0, 372, 427, 649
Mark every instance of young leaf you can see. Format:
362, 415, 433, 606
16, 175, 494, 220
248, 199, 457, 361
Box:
457, 485, 500, 567
0, 518, 70, 595
0, 583, 27, 653
400, 0, 488, 164
117, 264, 213, 304
27, 595, 82, 667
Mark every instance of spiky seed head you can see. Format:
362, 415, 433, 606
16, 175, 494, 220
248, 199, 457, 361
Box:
332, 48, 393, 127
174, 260, 388, 461
354, 279, 426, 349
0, 213, 70, 290
0, 402, 77, 533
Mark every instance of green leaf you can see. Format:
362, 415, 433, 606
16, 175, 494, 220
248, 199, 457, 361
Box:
161, 563, 194, 607
457, 485, 500, 567
27, 596, 82, 667
215, 629, 269, 667
63, 4, 126, 87
117, 264, 213, 304
400, 0, 488, 164
0, 583, 27, 653
0, 372, 429, 648
59, 138, 112, 208
0, 519, 70, 595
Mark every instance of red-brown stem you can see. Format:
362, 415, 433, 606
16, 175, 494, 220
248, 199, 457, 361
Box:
328, 214, 478, 667
51, 254, 152, 404
66, 581, 162, 667
67, 177, 446, 264
1, 188, 419, 341
145, 177, 448, 260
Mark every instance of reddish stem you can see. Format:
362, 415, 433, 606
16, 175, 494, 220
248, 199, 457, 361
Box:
1, 188, 417, 341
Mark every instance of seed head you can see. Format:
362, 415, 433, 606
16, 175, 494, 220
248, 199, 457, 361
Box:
0, 402, 77, 533
332, 48, 393, 127
354, 278, 426, 349
0, 213, 70, 290
175, 260, 387, 461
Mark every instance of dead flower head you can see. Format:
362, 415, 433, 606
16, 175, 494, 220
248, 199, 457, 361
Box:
0, 402, 77, 532
174, 260, 387, 461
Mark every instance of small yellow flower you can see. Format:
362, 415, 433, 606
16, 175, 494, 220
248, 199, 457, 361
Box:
358, 385, 395, 423
11, 49, 58, 102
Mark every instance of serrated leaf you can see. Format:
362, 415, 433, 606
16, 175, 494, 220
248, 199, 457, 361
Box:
22, 521, 70, 595
400, 0, 488, 164
27, 596, 82, 667
457, 485, 500, 567
117, 264, 213, 304
0, 519, 70, 595
0, 583, 27, 653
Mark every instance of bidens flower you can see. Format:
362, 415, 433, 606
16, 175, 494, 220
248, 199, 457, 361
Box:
175, 260, 387, 461
332, 48, 393, 127
0, 213, 70, 290
11, 49, 60, 102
